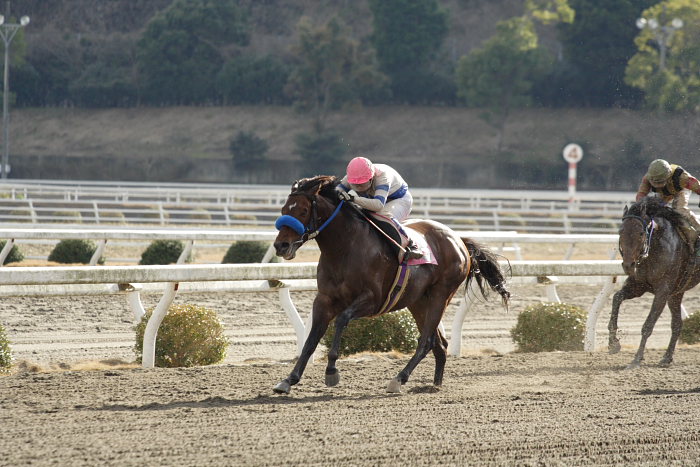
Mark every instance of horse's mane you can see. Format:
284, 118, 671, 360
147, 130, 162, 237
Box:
626, 197, 685, 230
292, 175, 340, 203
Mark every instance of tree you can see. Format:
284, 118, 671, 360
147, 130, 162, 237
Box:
229, 131, 268, 170
369, 0, 449, 103
625, 0, 700, 112
456, 17, 553, 152
216, 55, 290, 105
136, 0, 250, 105
550, 0, 655, 108
286, 16, 387, 134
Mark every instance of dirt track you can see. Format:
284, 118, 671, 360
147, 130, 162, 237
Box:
2, 280, 700, 466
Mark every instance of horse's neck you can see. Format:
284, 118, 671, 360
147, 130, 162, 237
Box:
315, 208, 366, 257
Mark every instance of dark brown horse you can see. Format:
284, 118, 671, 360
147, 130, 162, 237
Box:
272, 175, 510, 394
610, 197, 700, 369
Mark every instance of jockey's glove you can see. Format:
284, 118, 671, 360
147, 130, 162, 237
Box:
338, 190, 354, 202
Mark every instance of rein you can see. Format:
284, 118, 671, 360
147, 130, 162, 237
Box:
620, 214, 655, 263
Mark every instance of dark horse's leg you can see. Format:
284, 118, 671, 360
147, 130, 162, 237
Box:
273, 297, 334, 394
431, 327, 449, 387
324, 308, 354, 387
628, 291, 670, 369
388, 293, 451, 393
608, 279, 646, 354
660, 293, 685, 367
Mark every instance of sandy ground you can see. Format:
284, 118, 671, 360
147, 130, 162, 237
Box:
2, 242, 700, 465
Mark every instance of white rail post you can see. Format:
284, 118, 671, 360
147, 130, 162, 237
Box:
142, 282, 178, 368
141, 240, 194, 368
89, 240, 107, 266
584, 248, 619, 351
278, 286, 307, 357
0, 238, 14, 265
447, 284, 476, 357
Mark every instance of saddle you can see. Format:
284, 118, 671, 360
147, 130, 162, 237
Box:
366, 212, 412, 262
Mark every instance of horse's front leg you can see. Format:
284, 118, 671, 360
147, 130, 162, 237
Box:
273, 299, 333, 394
660, 293, 685, 367
627, 292, 669, 370
324, 308, 355, 387
608, 280, 645, 354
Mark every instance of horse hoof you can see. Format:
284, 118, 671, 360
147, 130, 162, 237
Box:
325, 372, 340, 387
608, 343, 621, 355
273, 381, 291, 394
625, 361, 640, 370
387, 378, 402, 393
659, 359, 672, 368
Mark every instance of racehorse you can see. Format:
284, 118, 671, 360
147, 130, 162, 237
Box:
610, 197, 700, 369
272, 175, 511, 394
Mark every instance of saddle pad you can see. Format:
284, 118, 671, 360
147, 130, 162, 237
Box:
404, 226, 438, 266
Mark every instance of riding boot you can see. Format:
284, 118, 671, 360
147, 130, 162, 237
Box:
404, 239, 423, 260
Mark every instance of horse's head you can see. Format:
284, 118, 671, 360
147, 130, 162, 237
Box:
619, 204, 655, 275
273, 175, 340, 260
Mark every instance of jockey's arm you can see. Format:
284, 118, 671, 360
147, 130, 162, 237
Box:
635, 176, 652, 202
351, 171, 391, 212
681, 172, 700, 195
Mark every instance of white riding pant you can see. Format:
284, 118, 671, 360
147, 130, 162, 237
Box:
379, 190, 413, 223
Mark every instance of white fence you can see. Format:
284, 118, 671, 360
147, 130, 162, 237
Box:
0, 179, 663, 233
0, 227, 619, 265
0, 259, 625, 368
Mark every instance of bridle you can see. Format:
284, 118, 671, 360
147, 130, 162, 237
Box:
275, 190, 345, 249
620, 214, 655, 265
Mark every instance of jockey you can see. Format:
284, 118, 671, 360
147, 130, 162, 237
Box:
336, 156, 423, 260
636, 158, 700, 255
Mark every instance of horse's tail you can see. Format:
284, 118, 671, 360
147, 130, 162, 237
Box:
463, 238, 511, 310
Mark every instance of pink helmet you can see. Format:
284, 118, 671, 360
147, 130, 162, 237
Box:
346, 157, 375, 184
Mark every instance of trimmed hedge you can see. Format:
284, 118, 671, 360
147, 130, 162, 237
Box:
48, 239, 104, 264
322, 309, 419, 357
510, 302, 587, 352
222, 241, 276, 263
134, 304, 228, 368
139, 240, 191, 265
0, 240, 24, 264
0, 323, 11, 374
680, 311, 700, 345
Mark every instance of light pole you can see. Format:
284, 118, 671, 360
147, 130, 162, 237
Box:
0, 2, 29, 180
636, 13, 683, 71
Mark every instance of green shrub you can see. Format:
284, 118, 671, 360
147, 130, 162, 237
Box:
139, 240, 191, 265
0, 241, 24, 264
510, 302, 587, 352
48, 239, 104, 264
680, 311, 700, 345
222, 241, 275, 263
134, 304, 228, 368
50, 210, 82, 223
0, 323, 11, 374
322, 309, 419, 357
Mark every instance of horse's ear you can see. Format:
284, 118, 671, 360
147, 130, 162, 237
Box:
623, 205, 628, 216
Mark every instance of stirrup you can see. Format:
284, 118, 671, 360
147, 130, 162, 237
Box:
404, 243, 423, 260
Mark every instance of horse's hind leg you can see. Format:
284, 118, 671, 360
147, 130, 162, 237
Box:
388, 296, 448, 393
660, 293, 684, 367
608, 280, 645, 354
431, 327, 448, 387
